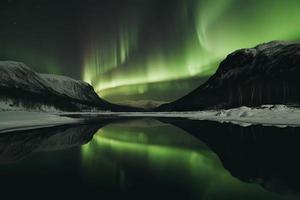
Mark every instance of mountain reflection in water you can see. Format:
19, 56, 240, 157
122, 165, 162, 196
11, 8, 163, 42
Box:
0, 118, 299, 200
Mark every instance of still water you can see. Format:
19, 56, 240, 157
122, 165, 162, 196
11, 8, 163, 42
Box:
0, 118, 299, 200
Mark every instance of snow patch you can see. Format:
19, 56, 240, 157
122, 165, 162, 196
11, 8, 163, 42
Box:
0, 99, 60, 112
118, 105, 300, 127
1, 105, 299, 133
0, 111, 82, 133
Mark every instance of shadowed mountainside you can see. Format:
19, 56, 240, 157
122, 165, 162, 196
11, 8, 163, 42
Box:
0, 61, 140, 111
157, 41, 300, 111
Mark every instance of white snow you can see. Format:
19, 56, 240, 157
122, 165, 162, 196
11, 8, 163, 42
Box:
1, 105, 299, 134
0, 100, 61, 112
41, 74, 97, 102
0, 61, 100, 112
0, 111, 82, 134
58, 105, 300, 127
117, 105, 300, 128
0, 100, 21, 111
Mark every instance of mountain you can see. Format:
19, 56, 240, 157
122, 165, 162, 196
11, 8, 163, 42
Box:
0, 61, 137, 111
157, 41, 300, 111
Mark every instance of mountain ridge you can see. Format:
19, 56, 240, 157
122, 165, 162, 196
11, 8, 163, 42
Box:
0, 61, 139, 111
156, 41, 300, 111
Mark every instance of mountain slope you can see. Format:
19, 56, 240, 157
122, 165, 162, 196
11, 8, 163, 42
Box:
157, 41, 300, 111
0, 61, 136, 111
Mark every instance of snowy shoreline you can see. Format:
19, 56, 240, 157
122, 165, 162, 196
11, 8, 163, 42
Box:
0, 112, 83, 134
119, 105, 300, 128
0, 105, 300, 133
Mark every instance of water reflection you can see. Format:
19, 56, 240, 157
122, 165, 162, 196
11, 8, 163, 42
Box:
0, 118, 298, 200
0, 124, 99, 163
81, 119, 283, 200
163, 119, 300, 198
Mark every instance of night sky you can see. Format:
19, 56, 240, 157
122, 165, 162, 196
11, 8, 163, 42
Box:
1, 0, 300, 108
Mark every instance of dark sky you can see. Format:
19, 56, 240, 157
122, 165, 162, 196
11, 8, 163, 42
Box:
0, 0, 157, 78
0, 0, 190, 79
1, 0, 77, 77
1, 0, 300, 107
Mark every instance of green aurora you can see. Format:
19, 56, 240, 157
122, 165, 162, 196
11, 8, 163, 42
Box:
1, 0, 300, 108
83, 0, 300, 108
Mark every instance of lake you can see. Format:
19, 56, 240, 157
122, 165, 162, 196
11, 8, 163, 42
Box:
0, 118, 299, 200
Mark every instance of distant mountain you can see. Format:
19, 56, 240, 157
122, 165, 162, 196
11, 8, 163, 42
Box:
0, 61, 137, 111
157, 41, 300, 111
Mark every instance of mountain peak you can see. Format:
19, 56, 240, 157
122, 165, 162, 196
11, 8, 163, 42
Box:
0, 61, 139, 111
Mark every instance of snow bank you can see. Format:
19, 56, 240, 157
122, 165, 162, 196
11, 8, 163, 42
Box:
0, 112, 82, 133
119, 105, 300, 127
0, 99, 60, 112
1, 105, 299, 134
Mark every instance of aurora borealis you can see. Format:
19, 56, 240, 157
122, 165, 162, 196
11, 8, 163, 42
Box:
83, 0, 300, 107
1, 0, 300, 108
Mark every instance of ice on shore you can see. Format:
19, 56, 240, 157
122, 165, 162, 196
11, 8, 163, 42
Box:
0, 111, 82, 133
119, 105, 300, 128
1, 105, 299, 134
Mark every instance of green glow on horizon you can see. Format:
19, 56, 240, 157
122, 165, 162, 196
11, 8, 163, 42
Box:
83, 0, 300, 105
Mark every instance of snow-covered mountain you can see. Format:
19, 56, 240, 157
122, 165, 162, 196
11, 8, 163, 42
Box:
157, 41, 300, 111
0, 61, 136, 111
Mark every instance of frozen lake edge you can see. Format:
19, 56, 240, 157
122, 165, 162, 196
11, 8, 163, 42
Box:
1, 105, 300, 133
